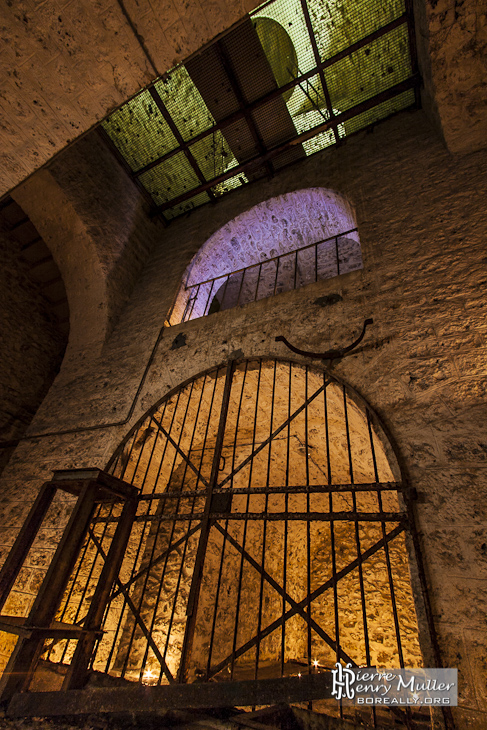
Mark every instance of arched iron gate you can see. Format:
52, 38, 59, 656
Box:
38, 358, 426, 699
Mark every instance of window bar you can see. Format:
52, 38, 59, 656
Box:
181, 288, 196, 323
314, 242, 318, 283
366, 409, 406, 669
230, 361, 262, 679
206, 362, 249, 680
236, 269, 246, 307
203, 280, 216, 317
254, 360, 278, 681
336, 236, 340, 277
187, 284, 201, 321
343, 386, 375, 727
255, 263, 263, 302
273, 257, 280, 297
220, 274, 231, 310
293, 250, 298, 290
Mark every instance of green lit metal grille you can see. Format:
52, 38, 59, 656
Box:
101, 0, 418, 222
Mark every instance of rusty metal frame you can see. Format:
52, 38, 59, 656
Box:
0, 361, 452, 730
100, 7, 418, 220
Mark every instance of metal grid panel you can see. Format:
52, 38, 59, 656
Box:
189, 132, 239, 182
103, 90, 178, 172
154, 67, 214, 142
101, 0, 419, 221
309, 0, 406, 60
138, 152, 201, 206
344, 88, 415, 136
164, 192, 212, 220
324, 23, 412, 112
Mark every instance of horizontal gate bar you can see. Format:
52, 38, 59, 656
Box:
7, 673, 334, 717
128, 511, 406, 523
133, 481, 403, 502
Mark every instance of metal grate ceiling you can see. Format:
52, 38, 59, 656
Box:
101, 0, 418, 222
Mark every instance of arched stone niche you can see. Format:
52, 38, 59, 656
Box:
169, 188, 362, 324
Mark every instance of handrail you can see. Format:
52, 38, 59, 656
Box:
185, 227, 358, 289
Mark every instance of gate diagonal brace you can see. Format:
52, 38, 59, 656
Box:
218, 378, 330, 489
275, 318, 373, 362
213, 521, 355, 666
86, 527, 175, 684
209, 522, 405, 679
151, 415, 210, 488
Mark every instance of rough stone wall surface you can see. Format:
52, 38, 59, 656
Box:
414, 0, 487, 155
0, 231, 65, 474
0, 109, 486, 728
0, 0, 262, 197
11, 130, 165, 366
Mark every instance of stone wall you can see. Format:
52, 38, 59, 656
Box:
0, 229, 65, 475
0, 0, 263, 197
0, 108, 486, 728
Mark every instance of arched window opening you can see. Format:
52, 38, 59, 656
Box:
169, 189, 362, 324
20, 359, 432, 725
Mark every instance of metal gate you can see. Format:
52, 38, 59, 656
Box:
35, 357, 426, 697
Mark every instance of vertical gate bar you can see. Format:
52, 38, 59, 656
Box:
229, 360, 262, 680
335, 236, 340, 276
324, 377, 342, 717
255, 361, 277, 680
206, 362, 249, 679
147, 399, 171, 496
156, 359, 224, 680
314, 242, 318, 282
120, 380, 196, 680
157, 375, 212, 681
107, 395, 182, 676
63, 493, 138, 690
0, 482, 57, 612
305, 366, 312, 709
366, 409, 405, 669
145, 376, 208, 678
179, 360, 236, 683
281, 362, 292, 677
343, 387, 375, 727
293, 250, 298, 290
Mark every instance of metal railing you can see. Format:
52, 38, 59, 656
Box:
175, 228, 360, 324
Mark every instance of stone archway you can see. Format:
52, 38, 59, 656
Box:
51, 358, 425, 702
169, 189, 362, 324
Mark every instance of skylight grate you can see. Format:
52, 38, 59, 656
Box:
101, 0, 419, 221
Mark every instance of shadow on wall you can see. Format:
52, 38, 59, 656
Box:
169, 188, 362, 324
